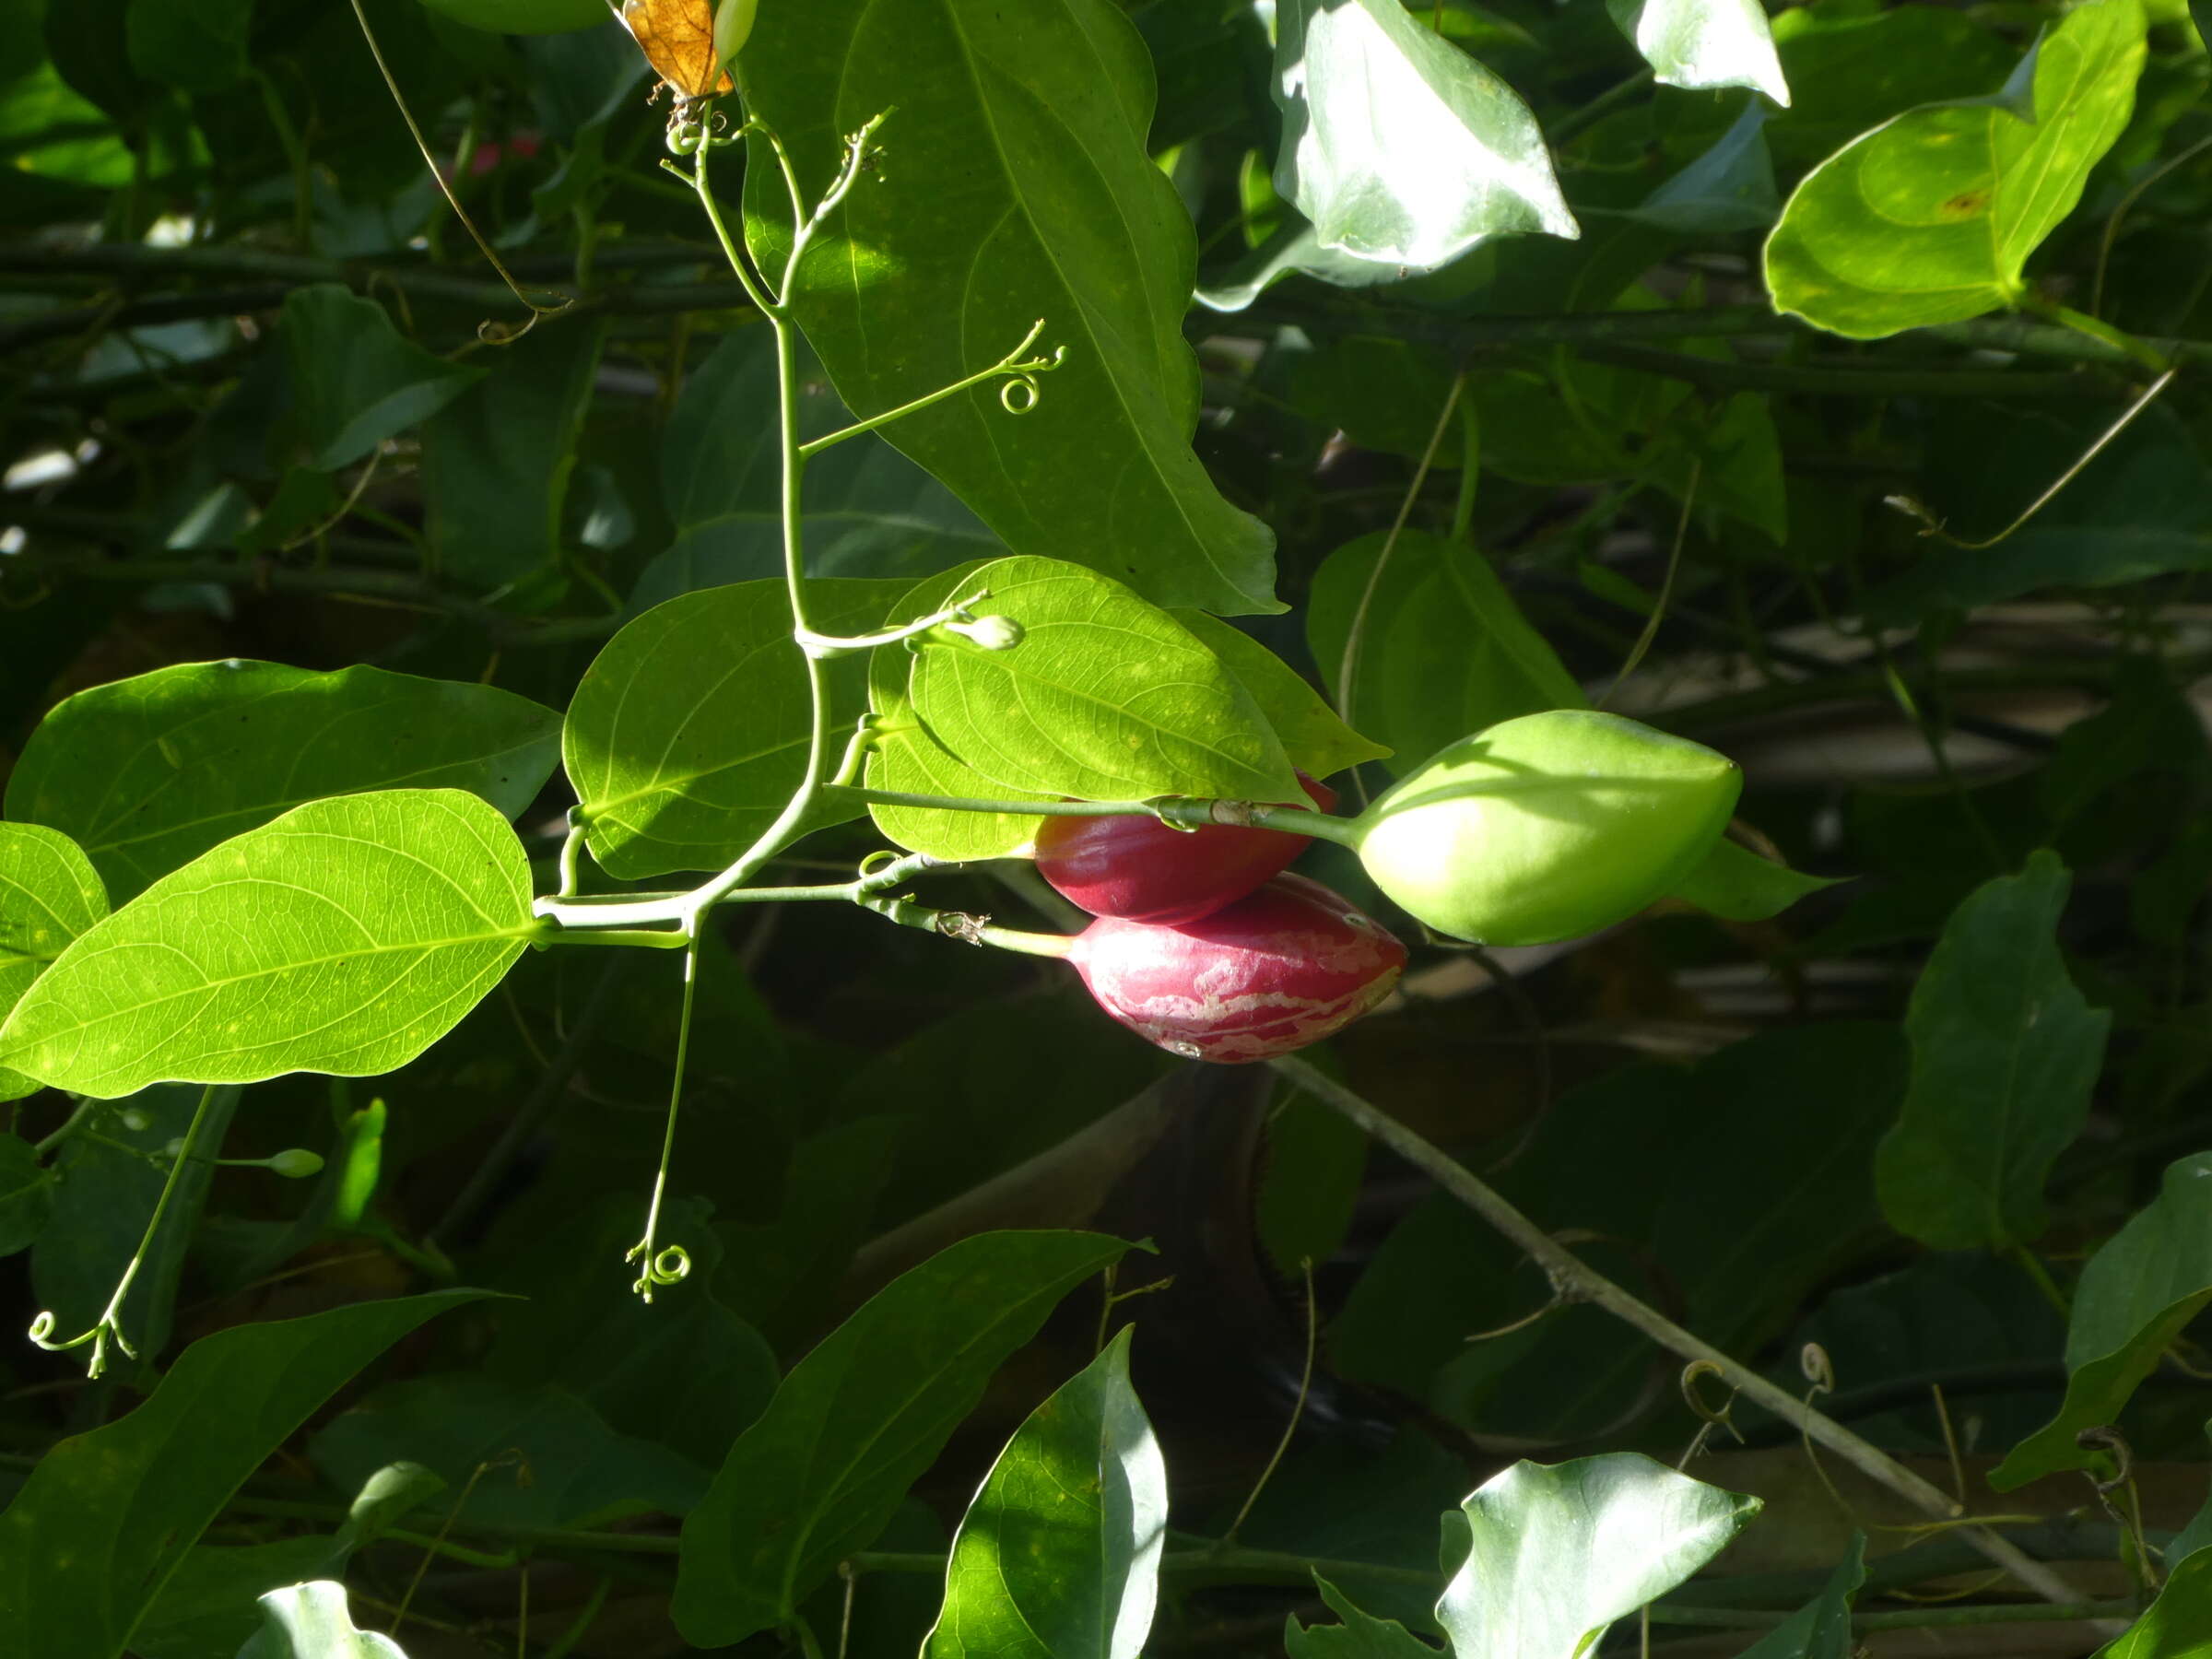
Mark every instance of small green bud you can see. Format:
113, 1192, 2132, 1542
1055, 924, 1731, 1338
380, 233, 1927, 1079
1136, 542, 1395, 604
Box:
1352, 709, 1740, 946
265, 1148, 325, 1180
713, 0, 759, 65
945, 614, 1025, 651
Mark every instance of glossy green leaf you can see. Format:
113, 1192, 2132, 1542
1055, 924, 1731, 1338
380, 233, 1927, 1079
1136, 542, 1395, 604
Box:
1173, 611, 1392, 780
1286, 1578, 1440, 1659
124, 0, 248, 92
739, 0, 1280, 616
565, 578, 907, 878
1665, 839, 1844, 921
1994, 1150, 2212, 1489
6, 659, 559, 905
1875, 850, 2109, 1249
420, 318, 603, 587
0, 822, 107, 1098
0, 790, 537, 1098
1765, 0, 2148, 337
2100, 1549, 2212, 1657
1308, 530, 1584, 780
280, 286, 483, 471
1436, 1453, 1759, 1659
1735, 1535, 1865, 1659
924, 1327, 1166, 1659
906, 556, 1300, 803
32, 1085, 239, 1363
236, 1582, 410, 1659
865, 564, 1052, 861
673, 1230, 1130, 1646
1608, 0, 1788, 105
1273, 0, 1575, 271
312, 1373, 707, 1528
0, 1290, 482, 1659
0, 1130, 53, 1255
634, 328, 996, 609
1195, 218, 1414, 313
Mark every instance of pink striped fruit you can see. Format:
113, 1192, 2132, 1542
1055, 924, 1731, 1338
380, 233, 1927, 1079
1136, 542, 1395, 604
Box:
1036, 773, 1337, 926
1065, 873, 1406, 1064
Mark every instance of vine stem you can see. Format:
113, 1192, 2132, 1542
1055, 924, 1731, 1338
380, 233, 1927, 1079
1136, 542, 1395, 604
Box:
1261, 1055, 2091, 1611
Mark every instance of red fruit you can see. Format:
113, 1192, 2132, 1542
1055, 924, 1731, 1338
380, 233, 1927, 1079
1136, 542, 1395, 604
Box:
1066, 872, 1406, 1064
1036, 772, 1338, 926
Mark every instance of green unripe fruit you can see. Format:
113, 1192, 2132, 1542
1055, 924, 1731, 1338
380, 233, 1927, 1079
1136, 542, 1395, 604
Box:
413, 0, 610, 35
1352, 710, 1741, 946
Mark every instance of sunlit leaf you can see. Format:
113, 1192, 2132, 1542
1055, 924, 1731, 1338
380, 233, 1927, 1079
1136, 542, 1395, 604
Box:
1875, 850, 2109, 1250
905, 556, 1300, 803
6, 659, 559, 904
1765, 0, 2147, 337
1665, 839, 1844, 921
1993, 1150, 2212, 1489
237, 1581, 412, 1659
0, 791, 537, 1098
1608, 0, 1788, 105
1172, 611, 1392, 780
2100, 1548, 2212, 1657
0, 823, 107, 1100
1272, 0, 1577, 271
924, 1328, 1167, 1659
0, 1292, 483, 1659
674, 1230, 1130, 1646
740, 0, 1281, 615
1436, 1453, 1759, 1659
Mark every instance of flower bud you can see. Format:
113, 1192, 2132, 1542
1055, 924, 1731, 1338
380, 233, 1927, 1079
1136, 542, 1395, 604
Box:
265, 1148, 325, 1180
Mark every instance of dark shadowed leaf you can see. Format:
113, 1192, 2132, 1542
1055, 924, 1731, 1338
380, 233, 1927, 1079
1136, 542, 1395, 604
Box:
2100, 1549, 2212, 1657
0, 1132, 52, 1256
1765, 0, 2147, 336
0, 1290, 482, 1659
1272, 0, 1576, 271
1286, 1578, 1441, 1659
280, 286, 483, 471
0, 791, 537, 1098
123, 0, 249, 92
1436, 1453, 1759, 1659
1735, 1535, 1865, 1658
924, 1328, 1167, 1659
1875, 851, 2109, 1250
6, 658, 559, 904
673, 1230, 1129, 1646
739, 0, 1279, 615
131, 1537, 347, 1659
1994, 1151, 2212, 1488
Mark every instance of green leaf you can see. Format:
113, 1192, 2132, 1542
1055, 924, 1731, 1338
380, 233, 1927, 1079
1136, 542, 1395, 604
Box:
237, 1582, 411, 1659
1764, 0, 2148, 337
1286, 1578, 1441, 1659
1272, 0, 1576, 272
420, 319, 604, 587
1307, 530, 1584, 779
280, 286, 484, 471
1255, 1075, 1370, 1280
6, 658, 560, 905
1665, 839, 1844, 921
1173, 611, 1392, 780
2100, 1549, 2212, 1658
1993, 1150, 2212, 1489
906, 556, 1300, 802
32, 1085, 240, 1362
1862, 528, 2212, 625
1608, 0, 1788, 105
1735, 1535, 1865, 1659
1767, 5, 2017, 168
312, 1373, 708, 1528
673, 1230, 1131, 1647
0, 1290, 483, 1659
634, 328, 996, 609
923, 1327, 1167, 1659
739, 0, 1280, 616
564, 578, 908, 879
1874, 850, 2109, 1250
0, 1130, 53, 1255
0, 822, 107, 1098
865, 564, 1052, 862
1629, 100, 1782, 233
124, 0, 248, 92
1436, 1453, 1759, 1659
1195, 218, 1414, 313
0, 790, 537, 1099
131, 1537, 347, 1659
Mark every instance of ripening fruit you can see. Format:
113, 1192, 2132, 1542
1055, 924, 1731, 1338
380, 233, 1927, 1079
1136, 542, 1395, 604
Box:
1354, 709, 1740, 946
1065, 873, 1406, 1063
1036, 773, 1337, 926
414, 0, 610, 33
